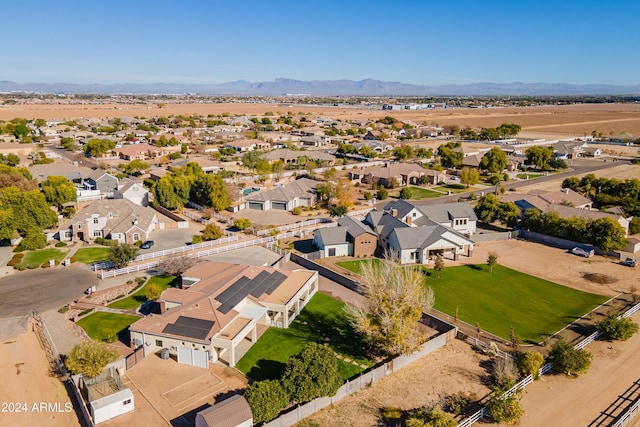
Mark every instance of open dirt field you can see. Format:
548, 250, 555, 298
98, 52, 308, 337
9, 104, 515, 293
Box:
0, 330, 79, 427
299, 339, 491, 427
510, 163, 640, 193
2, 102, 640, 137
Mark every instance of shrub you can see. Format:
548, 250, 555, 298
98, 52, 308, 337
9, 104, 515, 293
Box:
40, 262, 50, 268
70, 256, 77, 263
596, 314, 639, 341
491, 355, 519, 391
135, 277, 146, 285
364, 192, 373, 201
376, 187, 389, 200
103, 333, 118, 343
55, 241, 67, 248
442, 394, 471, 416
517, 351, 544, 379
547, 339, 592, 375
7, 253, 24, 266
244, 379, 289, 424
58, 306, 69, 314
488, 175, 501, 185
406, 406, 457, 427
292, 207, 302, 215
78, 308, 93, 317
28, 262, 41, 269
192, 235, 203, 244
14, 262, 27, 271
15, 232, 47, 251
486, 395, 524, 425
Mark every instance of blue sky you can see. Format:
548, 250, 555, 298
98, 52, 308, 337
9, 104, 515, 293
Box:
2, 0, 638, 86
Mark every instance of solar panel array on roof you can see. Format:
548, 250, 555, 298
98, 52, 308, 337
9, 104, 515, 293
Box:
162, 316, 214, 341
216, 276, 252, 314
215, 271, 288, 314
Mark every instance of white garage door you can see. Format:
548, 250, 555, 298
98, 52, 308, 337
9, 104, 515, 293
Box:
177, 347, 209, 369
272, 202, 287, 210
248, 202, 263, 210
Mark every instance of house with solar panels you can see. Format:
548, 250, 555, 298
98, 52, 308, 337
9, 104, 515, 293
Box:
128, 262, 318, 368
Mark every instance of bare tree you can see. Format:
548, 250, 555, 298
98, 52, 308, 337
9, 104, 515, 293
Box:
434, 255, 445, 278
158, 256, 200, 276
347, 258, 434, 356
487, 251, 499, 273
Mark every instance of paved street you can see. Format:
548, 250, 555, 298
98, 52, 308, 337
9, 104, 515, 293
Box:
0, 266, 98, 318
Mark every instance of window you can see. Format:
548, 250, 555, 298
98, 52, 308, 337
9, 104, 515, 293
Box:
93, 217, 99, 224
155, 339, 163, 347
93, 231, 101, 238
123, 399, 131, 405
328, 248, 336, 256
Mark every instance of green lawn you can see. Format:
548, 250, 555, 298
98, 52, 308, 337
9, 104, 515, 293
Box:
336, 258, 381, 273
76, 312, 140, 341
433, 184, 476, 193
404, 186, 445, 200
424, 264, 608, 343
516, 173, 543, 180
107, 275, 176, 310
236, 292, 372, 381
73, 247, 112, 264
23, 249, 67, 264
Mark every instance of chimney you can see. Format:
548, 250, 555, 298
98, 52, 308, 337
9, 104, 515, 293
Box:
563, 188, 570, 194
406, 215, 412, 225
391, 208, 398, 217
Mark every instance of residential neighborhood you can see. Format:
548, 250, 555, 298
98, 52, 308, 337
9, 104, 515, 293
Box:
0, 98, 639, 427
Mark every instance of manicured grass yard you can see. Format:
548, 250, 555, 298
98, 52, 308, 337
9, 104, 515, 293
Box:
236, 292, 372, 381
107, 275, 176, 310
73, 247, 111, 264
424, 264, 608, 343
405, 186, 445, 200
433, 184, 476, 193
22, 248, 67, 264
516, 173, 543, 179
76, 312, 140, 341
336, 258, 381, 274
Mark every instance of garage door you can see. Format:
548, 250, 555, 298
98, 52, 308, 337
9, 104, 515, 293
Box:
272, 202, 287, 210
248, 202, 263, 210
177, 347, 209, 369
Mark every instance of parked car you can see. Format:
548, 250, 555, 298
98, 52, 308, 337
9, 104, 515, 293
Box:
140, 240, 154, 249
622, 257, 638, 267
571, 247, 593, 258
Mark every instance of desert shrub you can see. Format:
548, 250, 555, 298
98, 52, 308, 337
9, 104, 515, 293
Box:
381, 406, 402, 425
7, 253, 24, 266
135, 277, 146, 285
364, 192, 373, 201
58, 306, 69, 314
548, 339, 592, 375
40, 262, 50, 268
55, 241, 67, 247
442, 393, 472, 416
292, 207, 302, 215
486, 395, 524, 425
517, 351, 544, 379
406, 406, 457, 427
597, 314, 639, 341
376, 187, 389, 200
28, 262, 41, 269
491, 355, 519, 391
102, 333, 118, 343
192, 235, 203, 244
70, 256, 77, 263
14, 262, 27, 271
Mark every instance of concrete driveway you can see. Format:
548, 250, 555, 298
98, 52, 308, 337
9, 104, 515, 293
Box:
141, 225, 204, 253
0, 266, 98, 318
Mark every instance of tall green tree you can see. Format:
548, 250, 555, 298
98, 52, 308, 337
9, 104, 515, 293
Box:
548, 339, 592, 375
190, 174, 231, 211
474, 194, 500, 223
596, 315, 639, 341
459, 167, 480, 188
84, 138, 116, 157
244, 380, 289, 423
480, 147, 508, 173
525, 146, 554, 170
40, 175, 77, 209
0, 187, 57, 238
281, 342, 342, 403
108, 243, 140, 268
65, 340, 119, 378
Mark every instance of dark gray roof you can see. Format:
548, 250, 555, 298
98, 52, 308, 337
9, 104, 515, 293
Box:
162, 316, 214, 341
382, 199, 417, 220
215, 270, 286, 314
365, 211, 409, 240
389, 220, 473, 250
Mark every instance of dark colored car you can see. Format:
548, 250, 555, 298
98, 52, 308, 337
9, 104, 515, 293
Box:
140, 240, 154, 249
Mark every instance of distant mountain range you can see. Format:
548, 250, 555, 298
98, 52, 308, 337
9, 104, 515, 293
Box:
1, 78, 639, 96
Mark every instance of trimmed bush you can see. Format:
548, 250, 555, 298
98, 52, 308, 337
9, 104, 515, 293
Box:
55, 241, 67, 247
7, 253, 24, 267
41, 262, 50, 268
14, 262, 27, 271
28, 262, 41, 269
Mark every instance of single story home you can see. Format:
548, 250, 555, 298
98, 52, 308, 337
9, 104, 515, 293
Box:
195, 395, 252, 427
244, 178, 318, 211
129, 262, 318, 367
